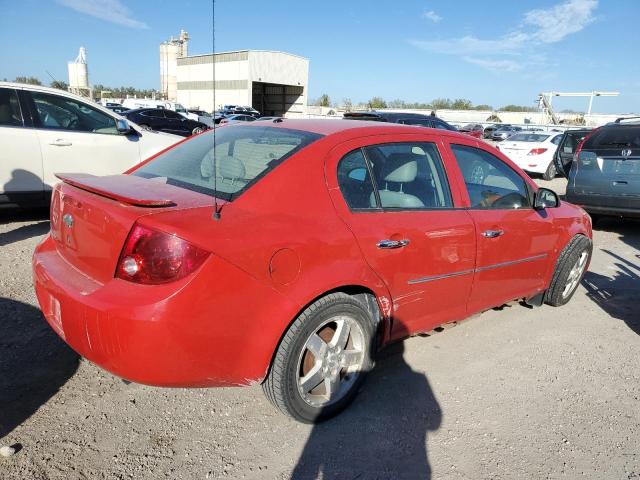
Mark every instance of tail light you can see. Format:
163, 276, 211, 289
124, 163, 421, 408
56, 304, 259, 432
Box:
527, 148, 548, 155
116, 224, 209, 284
573, 127, 600, 166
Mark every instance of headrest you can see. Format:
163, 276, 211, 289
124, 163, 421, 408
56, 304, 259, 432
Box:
219, 156, 246, 180
381, 154, 419, 183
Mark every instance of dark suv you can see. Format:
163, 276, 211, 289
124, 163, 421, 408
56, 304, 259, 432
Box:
564, 118, 640, 219
343, 111, 457, 131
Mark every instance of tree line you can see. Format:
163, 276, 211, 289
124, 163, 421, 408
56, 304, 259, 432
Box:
6, 76, 157, 99
312, 93, 537, 112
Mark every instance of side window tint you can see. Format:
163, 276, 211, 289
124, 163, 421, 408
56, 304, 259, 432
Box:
31, 92, 117, 134
398, 118, 432, 127
364, 142, 452, 209
0, 89, 23, 127
551, 135, 562, 145
337, 149, 376, 209
451, 144, 531, 209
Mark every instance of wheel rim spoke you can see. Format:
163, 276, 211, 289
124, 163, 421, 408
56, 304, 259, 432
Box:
305, 333, 327, 358
340, 350, 361, 368
330, 319, 350, 349
299, 364, 325, 394
324, 372, 341, 399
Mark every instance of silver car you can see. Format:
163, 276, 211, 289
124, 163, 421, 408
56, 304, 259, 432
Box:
491, 126, 523, 141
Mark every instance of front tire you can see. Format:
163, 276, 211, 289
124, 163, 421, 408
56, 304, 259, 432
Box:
263, 293, 376, 423
139, 124, 152, 131
545, 235, 592, 306
192, 126, 205, 135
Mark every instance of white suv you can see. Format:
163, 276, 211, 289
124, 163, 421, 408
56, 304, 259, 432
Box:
0, 82, 182, 207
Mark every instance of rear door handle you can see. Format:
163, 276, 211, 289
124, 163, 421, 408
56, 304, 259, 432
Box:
482, 229, 504, 238
613, 180, 628, 186
49, 139, 72, 146
377, 239, 410, 249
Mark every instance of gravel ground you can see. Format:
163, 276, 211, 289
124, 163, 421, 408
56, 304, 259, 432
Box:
1, 177, 639, 480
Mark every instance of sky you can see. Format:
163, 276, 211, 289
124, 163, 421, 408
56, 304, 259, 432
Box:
1, 0, 639, 113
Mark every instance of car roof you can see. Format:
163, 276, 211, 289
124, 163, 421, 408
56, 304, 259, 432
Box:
233, 118, 470, 139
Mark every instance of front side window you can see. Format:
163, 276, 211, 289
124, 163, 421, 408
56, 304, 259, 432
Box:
451, 144, 531, 210
31, 92, 117, 134
0, 88, 23, 127
133, 126, 322, 200
337, 142, 453, 210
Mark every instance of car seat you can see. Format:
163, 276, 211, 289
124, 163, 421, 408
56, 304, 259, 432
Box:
370, 155, 424, 208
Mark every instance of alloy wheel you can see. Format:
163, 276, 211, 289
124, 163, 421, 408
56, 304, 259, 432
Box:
296, 315, 366, 408
562, 251, 588, 298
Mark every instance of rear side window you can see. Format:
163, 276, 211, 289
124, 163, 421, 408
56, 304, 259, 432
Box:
133, 126, 322, 200
398, 118, 432, 127
451, 144, 531, 210
583, 127, 640, 149
338, 142, 453, 210
337, 149, 375, 210
0, 88, 23, 127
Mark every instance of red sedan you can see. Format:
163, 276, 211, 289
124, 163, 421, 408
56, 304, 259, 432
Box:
33, 120, 592, 423
459, 123, 485, 139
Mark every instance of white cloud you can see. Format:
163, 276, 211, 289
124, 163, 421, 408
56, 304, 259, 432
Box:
462, 57, 523, 73
57, 0, 149, 29
409, 0, 598, 72
422, 10, 442, 23
525, 0, 597, 43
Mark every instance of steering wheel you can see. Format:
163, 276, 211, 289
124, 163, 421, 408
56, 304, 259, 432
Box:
491, 192, 525, 209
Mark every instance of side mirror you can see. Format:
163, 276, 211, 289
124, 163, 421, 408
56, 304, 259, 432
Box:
534, 187, 559, 210
116, 118, 132, 134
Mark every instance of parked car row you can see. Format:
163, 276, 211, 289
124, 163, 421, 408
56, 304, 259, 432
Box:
121, 108, 210, 137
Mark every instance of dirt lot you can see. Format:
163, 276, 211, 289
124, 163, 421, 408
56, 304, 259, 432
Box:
1, 177, 639, 480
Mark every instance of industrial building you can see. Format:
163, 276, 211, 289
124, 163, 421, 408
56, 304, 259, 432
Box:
159, 33, 309, 116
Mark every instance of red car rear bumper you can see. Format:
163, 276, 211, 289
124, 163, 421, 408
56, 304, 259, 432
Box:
33, 235, 297, 387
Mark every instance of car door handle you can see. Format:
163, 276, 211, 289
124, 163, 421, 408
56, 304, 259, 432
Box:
377, 239, 410, 249
482, 229, 504, 238
49, 139, 72, 146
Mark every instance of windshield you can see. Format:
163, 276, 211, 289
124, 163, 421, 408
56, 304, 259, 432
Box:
508, 133, 550, 142
133, 126, 323, 200
175, 104, 187, 113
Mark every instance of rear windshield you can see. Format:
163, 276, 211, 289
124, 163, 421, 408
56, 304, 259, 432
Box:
133, 126, 322, 200
584, 126, 640, 149
508, 133, 550, 142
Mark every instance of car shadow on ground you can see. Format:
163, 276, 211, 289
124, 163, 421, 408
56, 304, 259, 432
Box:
291, 341, 442, 480
582, 217, 640, 336
0, 298, 79, 440
0, 207, 49, 247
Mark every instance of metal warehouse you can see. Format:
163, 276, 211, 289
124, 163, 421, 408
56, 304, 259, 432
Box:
174, 50, 309, 116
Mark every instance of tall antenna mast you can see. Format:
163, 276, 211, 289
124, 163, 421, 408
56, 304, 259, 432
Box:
211, 0, 221, 220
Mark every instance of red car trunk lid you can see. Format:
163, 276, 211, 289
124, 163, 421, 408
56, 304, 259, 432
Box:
50, 174, 220, 284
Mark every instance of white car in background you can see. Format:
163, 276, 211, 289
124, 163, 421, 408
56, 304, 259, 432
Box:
497, 131, 564, 180
0, 82, 182, 207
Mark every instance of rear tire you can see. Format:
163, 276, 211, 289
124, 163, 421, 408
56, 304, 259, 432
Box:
545, 235, 592, 306
192, 126, 204, 135
263, 293, 376, 423
542, 161, 557, 181
139, 124, 152, 131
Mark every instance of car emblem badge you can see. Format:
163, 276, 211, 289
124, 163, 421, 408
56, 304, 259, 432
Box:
621, 148, 632, 159
63, 213, 74, 228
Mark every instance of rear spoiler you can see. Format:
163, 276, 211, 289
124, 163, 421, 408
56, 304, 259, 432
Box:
55, 173, 176, 207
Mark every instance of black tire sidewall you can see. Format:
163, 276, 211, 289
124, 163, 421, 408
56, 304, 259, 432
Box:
546, 235, 592, 306
279, 297, 375, 423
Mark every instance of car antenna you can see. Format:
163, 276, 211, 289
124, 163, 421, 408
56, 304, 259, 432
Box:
211, 0, 222, 220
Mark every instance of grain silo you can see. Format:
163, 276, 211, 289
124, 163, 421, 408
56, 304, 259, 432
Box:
68, 47, 91, 97
160, 30, 189, 101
